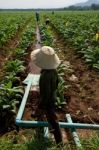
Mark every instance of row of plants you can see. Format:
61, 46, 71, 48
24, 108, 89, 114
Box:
39, 23, 70, 109
39, 24, 53, 46
0, 12, 33, 47
0, 17, 36, 133
49, 11, 99, 70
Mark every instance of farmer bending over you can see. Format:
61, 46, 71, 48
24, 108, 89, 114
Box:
45, 18, 50, 25
31, 46, 62, 144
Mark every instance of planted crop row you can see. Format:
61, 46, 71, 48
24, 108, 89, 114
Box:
39, 24, 53, 46
0, 17, 36, 132
49, 11, 99, 70
0, 13, 33, 47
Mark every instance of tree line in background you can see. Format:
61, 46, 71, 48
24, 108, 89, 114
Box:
0, 3, 99, 11
65, 4, 99, 11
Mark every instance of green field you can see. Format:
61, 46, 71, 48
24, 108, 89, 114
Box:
0, 11, 99, 150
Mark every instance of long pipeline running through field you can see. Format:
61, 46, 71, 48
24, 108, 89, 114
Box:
16, 23, 99, 148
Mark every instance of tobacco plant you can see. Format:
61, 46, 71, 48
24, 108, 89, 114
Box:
5, 59, 25, 75
14, 48, 27, 59
0, 81, 24, 132
55, 64, 71, 109
40, 25, 53, 46
0, 81, 23, 110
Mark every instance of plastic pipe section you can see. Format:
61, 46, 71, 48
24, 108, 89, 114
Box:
44, 127, 49, 138
16, 77, 33, 120
66, 114, 82, 148
16, 74, 99, 131
16, 119, 99, 130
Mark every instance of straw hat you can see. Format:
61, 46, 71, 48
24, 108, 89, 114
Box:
31, 46, 60, 69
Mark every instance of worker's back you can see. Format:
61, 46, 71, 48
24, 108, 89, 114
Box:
39, 69, 58, 109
